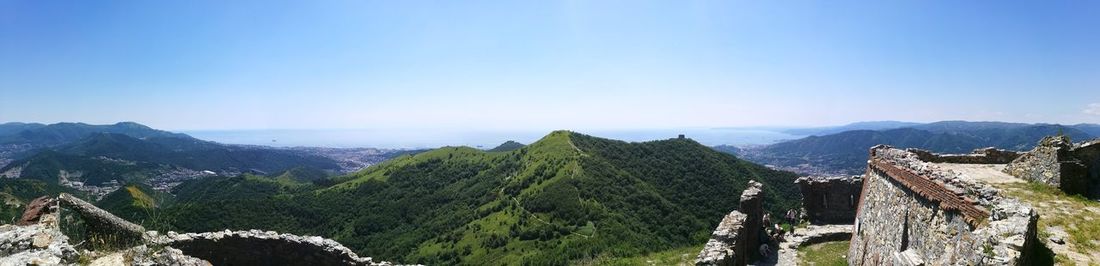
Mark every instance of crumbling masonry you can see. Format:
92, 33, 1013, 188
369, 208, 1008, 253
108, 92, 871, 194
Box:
695, 181, 764, 266
796, 176, 862, 225
1003, 135, 1100, 197
849, 146, 1038, 265
2, 193, 395, 265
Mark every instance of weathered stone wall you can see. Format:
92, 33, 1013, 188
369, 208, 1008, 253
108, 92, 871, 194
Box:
738, 180, 763, 263
1004, 136, 1091, 196
57, 193, 146, 248
1071, 140, 1100, 197
1, 194, 395, 266
796, 176, 862, 224
695, 181, 765, 266
849, 146, 1038, 265
161, 230, 387, 266
910, 147, 1021, 164
695, 211, 748, 266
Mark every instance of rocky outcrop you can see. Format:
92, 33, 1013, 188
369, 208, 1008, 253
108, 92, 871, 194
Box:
850, 145, 1038, 265
796, 176, 862, 224
16, 196, 54, 226
0, 222, 77, 265
695, 181, 765, 266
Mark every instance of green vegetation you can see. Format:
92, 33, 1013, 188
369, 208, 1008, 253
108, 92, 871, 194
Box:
798, 241, 849, 266
0, 179, 83, 223
583, 244, 703, 265
0, 132, 342, 186
996, 181, 1100, 264
2, 150, 159, 185
137, 131, 800, 265
488, 141, 525, 152
96, 183, 173, 226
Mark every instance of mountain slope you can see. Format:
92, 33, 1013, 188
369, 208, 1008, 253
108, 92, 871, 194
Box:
57, 133, 341, 174
155, 131, 801, 265
487, 141, 525, 152
1, 150, 161, 185
2, 132, 342, 186
96, 183, 172, 224
781, 121, 924, 136
0, 122, 189, 147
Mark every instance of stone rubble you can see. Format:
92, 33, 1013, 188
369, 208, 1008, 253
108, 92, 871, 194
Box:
0, 223, 78, 266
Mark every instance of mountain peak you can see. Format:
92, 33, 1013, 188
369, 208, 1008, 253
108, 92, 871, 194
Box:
487, 140, 525, 152
112, 121, 153, 129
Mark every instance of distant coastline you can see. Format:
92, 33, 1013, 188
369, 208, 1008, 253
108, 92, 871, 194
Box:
182, 128, 805, 149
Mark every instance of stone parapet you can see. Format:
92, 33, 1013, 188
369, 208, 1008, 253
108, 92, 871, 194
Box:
795, 176, 862, 224
849, 146, 1038, 265
909, 147, 1021, 164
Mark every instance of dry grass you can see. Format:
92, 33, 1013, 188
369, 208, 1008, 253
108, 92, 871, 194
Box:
996, 181, 1100, 265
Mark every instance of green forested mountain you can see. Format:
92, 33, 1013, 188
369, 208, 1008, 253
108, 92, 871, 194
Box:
0, 179, 83, 223
1, 132, 341, 186
1, 150, 162, 185
0, 122, 188, 147
780, 120, 924, 136
143, 131, 799, 265
487, 140, 525, 152
56, 133, 340, 174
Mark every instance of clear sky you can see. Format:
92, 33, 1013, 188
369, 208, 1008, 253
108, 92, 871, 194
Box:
2, 0, 1099, 131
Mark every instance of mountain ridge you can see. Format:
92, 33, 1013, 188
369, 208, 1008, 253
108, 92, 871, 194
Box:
147, 130, 801, 265
732, 121, 1097, 175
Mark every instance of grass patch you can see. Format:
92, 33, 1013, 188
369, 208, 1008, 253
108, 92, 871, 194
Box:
997, 181, 1100, 262
798, 241, 849, 266
588, 245, 704, 266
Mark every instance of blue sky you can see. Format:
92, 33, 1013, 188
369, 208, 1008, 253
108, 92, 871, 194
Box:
2, 0, 1099, 131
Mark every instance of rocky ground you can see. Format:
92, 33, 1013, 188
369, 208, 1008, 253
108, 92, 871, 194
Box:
938, 162, 1100, 265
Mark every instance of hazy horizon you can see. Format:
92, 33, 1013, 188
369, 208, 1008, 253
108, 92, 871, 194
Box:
2, 119, 1092, 149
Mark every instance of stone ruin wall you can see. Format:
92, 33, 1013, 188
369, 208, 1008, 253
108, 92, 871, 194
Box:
796, 176, 862, 225
695, 181, 764, 266
849, 146, 1038, 266
1004, 136, 1100, 197
3, 194, 393, 266
1074, 140, 1100, 197
158, 230, 381, 266
909, 147, 1021, 164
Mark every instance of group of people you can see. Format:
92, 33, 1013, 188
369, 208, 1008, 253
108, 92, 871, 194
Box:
758, 209, 802, 258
